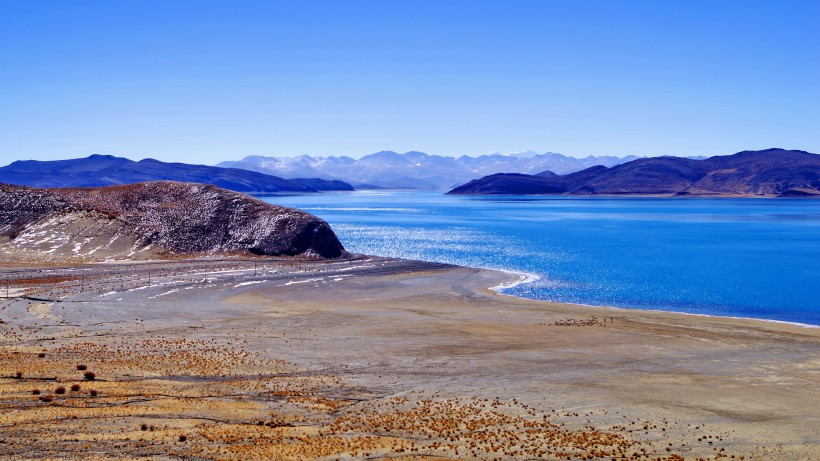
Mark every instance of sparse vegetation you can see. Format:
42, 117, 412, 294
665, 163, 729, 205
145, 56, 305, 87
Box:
0, 258, 797, 460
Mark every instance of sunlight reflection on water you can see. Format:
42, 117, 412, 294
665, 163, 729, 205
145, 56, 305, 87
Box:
267, 192, 820, 325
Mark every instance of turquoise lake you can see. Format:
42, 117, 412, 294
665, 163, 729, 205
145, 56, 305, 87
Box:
264, 192, 820, 326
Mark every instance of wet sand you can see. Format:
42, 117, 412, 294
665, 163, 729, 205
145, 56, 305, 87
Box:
1, 256, 818, 460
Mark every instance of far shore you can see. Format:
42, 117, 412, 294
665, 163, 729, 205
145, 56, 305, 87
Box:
447, 191, 820, 198
1, 255, 818, 460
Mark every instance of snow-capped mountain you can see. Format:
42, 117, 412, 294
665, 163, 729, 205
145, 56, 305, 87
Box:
218, 151, 641, 189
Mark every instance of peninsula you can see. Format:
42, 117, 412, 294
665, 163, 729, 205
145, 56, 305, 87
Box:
0, 181, 346, 262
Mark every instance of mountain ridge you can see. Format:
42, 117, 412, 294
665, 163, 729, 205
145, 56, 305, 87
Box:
447, 149, 820, 197
218, 151, 642, 189
0, 155, 353, 193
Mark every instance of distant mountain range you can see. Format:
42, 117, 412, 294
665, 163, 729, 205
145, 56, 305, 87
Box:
448, 149, 820, 197
0, 155, 353, 193
218, 151, 642, 190
7, 149, 808, 197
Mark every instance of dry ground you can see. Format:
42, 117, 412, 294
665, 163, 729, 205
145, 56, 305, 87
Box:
1, 257, 818, 460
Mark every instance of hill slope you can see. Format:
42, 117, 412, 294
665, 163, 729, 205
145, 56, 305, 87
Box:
0, 181, 347, 262
448, 149, 820, 197
0, 155, 353, 193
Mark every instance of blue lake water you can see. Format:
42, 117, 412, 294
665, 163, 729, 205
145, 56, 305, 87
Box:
264, 192, 820, 326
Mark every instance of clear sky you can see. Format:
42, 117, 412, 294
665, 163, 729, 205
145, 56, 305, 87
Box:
0, 0, 817, 165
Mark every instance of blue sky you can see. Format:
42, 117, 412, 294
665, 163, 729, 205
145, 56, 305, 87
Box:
0, 0, 817, 165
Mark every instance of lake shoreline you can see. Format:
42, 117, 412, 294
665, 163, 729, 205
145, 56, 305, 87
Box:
267, 191, 820, 326
2, 255, 819, 459
501, 270, 820, 329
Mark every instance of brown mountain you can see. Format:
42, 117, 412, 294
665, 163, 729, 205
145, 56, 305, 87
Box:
0, 181, 347, 262
448, 149, 820, 197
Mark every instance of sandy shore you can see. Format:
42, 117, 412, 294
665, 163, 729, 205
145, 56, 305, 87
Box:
1, 256, 818, 460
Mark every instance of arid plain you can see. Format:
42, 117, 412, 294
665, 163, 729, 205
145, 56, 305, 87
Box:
1, 256, 818, 460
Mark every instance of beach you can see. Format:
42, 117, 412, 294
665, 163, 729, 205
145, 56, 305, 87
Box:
1, 256, 818, 460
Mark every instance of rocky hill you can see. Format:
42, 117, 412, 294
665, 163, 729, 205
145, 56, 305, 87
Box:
0, 181, 347, 262
448, 149, 820, 197
0, 155, 354, 193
